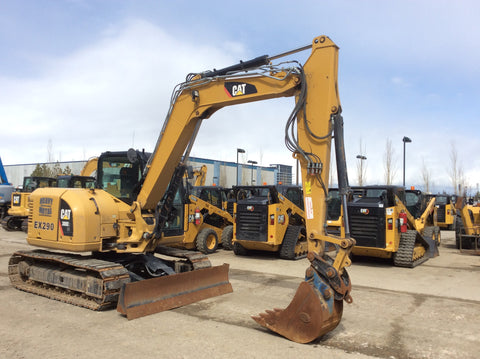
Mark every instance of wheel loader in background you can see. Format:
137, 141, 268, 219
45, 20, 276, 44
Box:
8, 36, 355, 344
0, 156, 14, 219
347, 186, 439, 267
230, 185, 307, 259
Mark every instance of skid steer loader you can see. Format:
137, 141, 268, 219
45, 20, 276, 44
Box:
161, 183, 234, 254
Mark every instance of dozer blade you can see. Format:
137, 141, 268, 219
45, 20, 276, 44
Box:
117, 263, 232, 320
252, 281, 343, 343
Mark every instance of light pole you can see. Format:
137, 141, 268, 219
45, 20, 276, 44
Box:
402, 136, 412, 187
248, 160, 257, 184
236, 148, 245, 186
356, 155, 367, 186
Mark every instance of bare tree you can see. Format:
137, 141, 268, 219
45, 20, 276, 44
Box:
449, 143, 465, 195
47, 139, 53, 162
356, 139, 367, 186
421, 158, 431, 193
384, 138, 397, 185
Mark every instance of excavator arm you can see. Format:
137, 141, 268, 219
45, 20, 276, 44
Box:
131, 35, 354, 343
80, 157, 98, 176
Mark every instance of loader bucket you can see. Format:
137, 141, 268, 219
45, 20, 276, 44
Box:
252, 266, 346, 343
117, 263, 232, 320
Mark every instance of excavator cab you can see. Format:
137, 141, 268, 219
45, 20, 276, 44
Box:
96, 150, 150, 204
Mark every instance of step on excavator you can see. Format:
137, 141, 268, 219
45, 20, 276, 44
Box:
8, 36, 354, 343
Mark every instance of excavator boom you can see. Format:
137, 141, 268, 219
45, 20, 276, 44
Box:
129, 35, 354, 342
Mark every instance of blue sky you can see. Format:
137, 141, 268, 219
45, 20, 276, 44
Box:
1, 1, 479, 193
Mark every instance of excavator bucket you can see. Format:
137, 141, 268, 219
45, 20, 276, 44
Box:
252, 264, 348, 344
117, 263, 232, 320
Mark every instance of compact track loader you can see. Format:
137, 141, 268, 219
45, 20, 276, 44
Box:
9, 36, 355, 343
347, 186, 439, 267
231, 185, 307, 259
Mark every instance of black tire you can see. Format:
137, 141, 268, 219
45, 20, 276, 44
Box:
221, 225, 234, 250
455, 216, 465, 249
195, 228, 219, 254
1, 216, 22, 231
233, 242, 250, 256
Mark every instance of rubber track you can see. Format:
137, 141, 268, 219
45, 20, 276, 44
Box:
393, 230, 429, 268
8, 250, 130, 310
279, 226, 307, 260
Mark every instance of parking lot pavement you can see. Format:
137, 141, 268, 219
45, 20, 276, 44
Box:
0, 228, 478, 359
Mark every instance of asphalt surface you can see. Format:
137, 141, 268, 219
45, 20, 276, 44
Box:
0, 228, 478, 359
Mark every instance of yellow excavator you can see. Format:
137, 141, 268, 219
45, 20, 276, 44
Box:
8, 35, 354, 343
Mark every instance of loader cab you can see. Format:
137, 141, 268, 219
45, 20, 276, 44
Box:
191, 185, 227, 210
405, 189, 426, 219
97, 149, 151, 205
190, 185, 229, 229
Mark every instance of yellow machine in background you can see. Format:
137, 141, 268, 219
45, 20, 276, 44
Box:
185, 164, 207, 186
161, 184, 233, 253
347, 186, 439, 267
426, 193, 456, 230
9, 36, 354, 343
1, 176, 57, 231
231, 185, 307, 259
455, 198, 480, 254
80, 157, 99, 177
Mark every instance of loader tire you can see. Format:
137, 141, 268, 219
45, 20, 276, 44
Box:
196, 228, 219, 254
1, 216, 22, 231
221, 225, 234, 250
